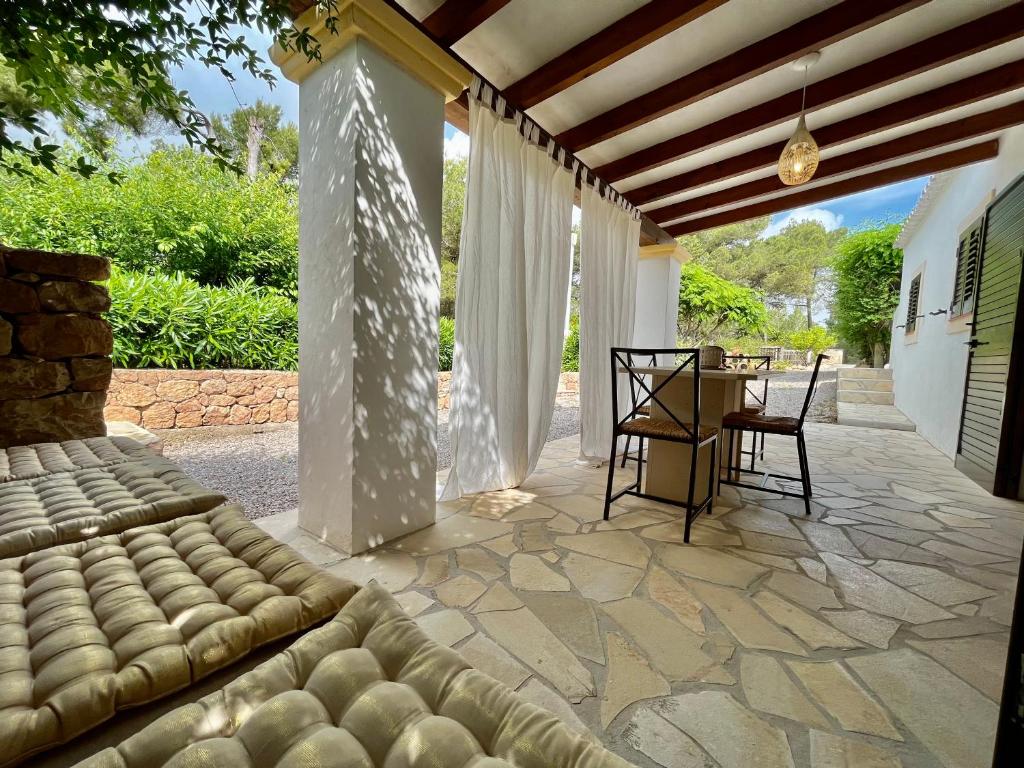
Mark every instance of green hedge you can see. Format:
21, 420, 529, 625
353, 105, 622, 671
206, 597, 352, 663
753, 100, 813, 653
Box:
438, 316, 455, 371
562, 318, 579, 372
108, 269, 298, 370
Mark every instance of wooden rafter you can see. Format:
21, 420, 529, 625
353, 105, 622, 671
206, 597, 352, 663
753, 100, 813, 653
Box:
503, 0, 728, 109
628, 61, 1024, 207
648, 103, 1024, 223
595, 4, 1024, 182
664, 141, 1000, 236
555, 0, 926, 151
422, 0, 511, 47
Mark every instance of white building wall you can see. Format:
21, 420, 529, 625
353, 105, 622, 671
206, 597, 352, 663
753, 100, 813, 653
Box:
891, 125, 1024, 458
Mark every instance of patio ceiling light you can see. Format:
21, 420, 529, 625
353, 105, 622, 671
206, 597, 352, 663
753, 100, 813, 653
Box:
778, 52, 821, 186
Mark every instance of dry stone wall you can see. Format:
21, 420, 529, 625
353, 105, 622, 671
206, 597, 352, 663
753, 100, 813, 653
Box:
0, 246, 113, 447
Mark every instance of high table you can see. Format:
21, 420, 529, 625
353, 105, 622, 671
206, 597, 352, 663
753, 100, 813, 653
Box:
625, 366, 772, 506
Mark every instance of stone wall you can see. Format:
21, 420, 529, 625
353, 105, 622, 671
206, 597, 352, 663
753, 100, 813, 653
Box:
0, 246, 113, 447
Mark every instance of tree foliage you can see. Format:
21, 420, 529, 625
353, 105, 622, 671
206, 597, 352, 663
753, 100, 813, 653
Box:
0, 147, 299, 293
831, 224, 904, 362
211, 100, 298, 180
677, 262, 768, 345
0, 1, 337, 178
788, 325, 838, 356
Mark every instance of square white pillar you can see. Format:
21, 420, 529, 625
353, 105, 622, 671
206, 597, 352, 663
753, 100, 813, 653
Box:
274, 0, 470, 554
633, 243, 688, 354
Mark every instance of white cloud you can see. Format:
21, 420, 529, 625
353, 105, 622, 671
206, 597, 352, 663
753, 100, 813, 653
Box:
762, 206, 844, 237
444, 131, 470, 160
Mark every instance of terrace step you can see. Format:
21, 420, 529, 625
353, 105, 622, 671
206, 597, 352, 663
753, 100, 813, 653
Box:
836, 390, 895, 405
837, 367, 892, 380
837, 402, 915, 431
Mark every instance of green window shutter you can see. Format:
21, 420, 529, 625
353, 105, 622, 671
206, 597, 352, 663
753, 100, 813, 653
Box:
906, 274, 921, 333
951, 216, 984, 316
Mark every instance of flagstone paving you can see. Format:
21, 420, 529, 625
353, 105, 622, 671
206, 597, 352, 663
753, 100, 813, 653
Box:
257, 423, 1023, 768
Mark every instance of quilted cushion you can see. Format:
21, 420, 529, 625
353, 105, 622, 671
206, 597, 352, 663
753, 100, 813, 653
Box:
75, 582, 633, 768
0, 437, 155, 484
0, 504, 359, 767
0, 455, 226, 558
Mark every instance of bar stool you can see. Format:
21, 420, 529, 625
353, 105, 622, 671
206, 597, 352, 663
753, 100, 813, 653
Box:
724, 354, 772, 469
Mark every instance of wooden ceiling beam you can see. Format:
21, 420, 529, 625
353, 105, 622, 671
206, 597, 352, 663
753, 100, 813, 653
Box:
422, 0, 512, 47
556, 0, 926, 151
445, 91, 470, 133
664, 140, 1000, 236
649, 102, 1024, 223
629, 61, 1024, 207
503, 0, 728, 109
596, 4, 1024, 182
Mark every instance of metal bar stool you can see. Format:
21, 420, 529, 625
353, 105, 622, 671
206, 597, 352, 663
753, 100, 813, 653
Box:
718, 354, 828, 515
724, 354, 772, 469
603, 347, 719, 543
620, 352, 657, 468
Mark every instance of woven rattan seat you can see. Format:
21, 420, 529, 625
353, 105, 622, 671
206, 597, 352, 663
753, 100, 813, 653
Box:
619, 417, 717, 443
722, 411, 800, 435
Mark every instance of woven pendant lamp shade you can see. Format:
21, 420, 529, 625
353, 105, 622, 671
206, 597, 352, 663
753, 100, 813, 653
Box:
778, 114, 819, 186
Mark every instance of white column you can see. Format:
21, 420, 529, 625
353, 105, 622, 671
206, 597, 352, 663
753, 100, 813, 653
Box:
273, 0, 470, 554
633, 243, 688, 353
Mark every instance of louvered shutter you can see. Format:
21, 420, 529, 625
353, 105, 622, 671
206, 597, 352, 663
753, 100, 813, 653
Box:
906, 275, 921, 333
951, 216, 984, 315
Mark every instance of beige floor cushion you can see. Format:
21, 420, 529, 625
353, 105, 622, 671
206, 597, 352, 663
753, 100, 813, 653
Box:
0, 454, 226, 558
0, 504, 360, 767
0, 437, 155, 484
73, 582, 635, 768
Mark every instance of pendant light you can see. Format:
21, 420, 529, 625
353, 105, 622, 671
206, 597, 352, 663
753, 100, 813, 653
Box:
778, 52, 821, 186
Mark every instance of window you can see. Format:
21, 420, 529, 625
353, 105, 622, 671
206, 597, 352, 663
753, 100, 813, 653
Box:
906, 274, 921, 334
951, 216, 984, 316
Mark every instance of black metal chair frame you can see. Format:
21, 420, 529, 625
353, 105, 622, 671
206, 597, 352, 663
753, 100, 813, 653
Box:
603, 347, 719, 543
723, 354, 772, 470
718, 354, 828, 516
619, 352, 657, 468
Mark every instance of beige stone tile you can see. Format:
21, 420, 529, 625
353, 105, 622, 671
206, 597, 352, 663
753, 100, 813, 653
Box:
734, 549, 798, 571
517, 679, 592, 738
457, 633, 530, 690
740, 654, 829, 728
658, 691, 796, 768
545, 511, 581, 533
891, 483, 950, 505
416, 553, 449, 587
518, 520, 553, 552
753, 591, 861, 650
646, 566, 705, 635
623, 708, 710, 768
928, 510, 991, 528
563, 552, 643, 602
555, 530, 651, 568
907, 636, 1007, 700
480, 533, 518, 557
657, 545, 767, 589
908, 615, 1005, 639
821, 553, 955, 624
542, 493, 607, 522
796, 520, 861, 557
469, 488, 535, 519
520, 592, 604, 664
455, 547, 505, 580
540, 550, 560, 563
501, 501, 558, 522
850, 648, 998, 768
820, 609, 900, 649
788, 661, 902, 740
922, 539, 1012, 566
809, 731, 903, 768
868, 560, 996, 606
952, 603, 979, 616
415, 609, 474, 647
602, 598, 733, 684
766, 570, 843, 610
687, 580, 807, 656
328, 551, 418, 592
595, 508, 671, 531
435, 574, 486, 608
601, 632, 670, 728
477, 606, 595, 703
798, 557, 828, 583
471, 582, 523, 613
640, 520, 743, 547
739, 531, 816, 557
509, 553, 570, 591
394, 590, 433, 617
726, 507, 804, 539
393, 514, 513, 555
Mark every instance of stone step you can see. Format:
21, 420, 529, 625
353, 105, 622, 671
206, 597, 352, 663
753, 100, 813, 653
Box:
837, 402, 915, 431
837, 378, 894, 393
836, 390, 895, 405
837, 367, 892, 381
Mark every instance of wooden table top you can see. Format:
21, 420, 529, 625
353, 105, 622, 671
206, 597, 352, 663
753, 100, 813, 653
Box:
622, 365, 774, 380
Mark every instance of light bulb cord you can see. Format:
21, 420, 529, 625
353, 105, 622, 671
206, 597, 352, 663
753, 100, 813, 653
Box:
801, 64, 808, 113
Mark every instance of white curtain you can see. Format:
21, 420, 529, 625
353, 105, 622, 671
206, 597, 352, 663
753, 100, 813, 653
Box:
578, 183, 641, 463
442, 83, 575, 500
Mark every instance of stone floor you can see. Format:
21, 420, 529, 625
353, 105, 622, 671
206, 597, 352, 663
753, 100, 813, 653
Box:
837, 402, 916, 431
255, 423, 1022, 768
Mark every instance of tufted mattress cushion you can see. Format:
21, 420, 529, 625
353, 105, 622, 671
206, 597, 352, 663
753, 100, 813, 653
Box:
0, 455, 227, 558
0, 504, 359, 767
73, 581, 634, 768
0, 437, 156, 484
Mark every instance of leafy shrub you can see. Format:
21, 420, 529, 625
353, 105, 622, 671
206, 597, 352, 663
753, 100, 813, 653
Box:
788, 325, 838, 356
0, 147, 299, 293
562, 317, 580, 372
677, 262, 768, 344
438, 316, 455, 371
108, 269, 298, 369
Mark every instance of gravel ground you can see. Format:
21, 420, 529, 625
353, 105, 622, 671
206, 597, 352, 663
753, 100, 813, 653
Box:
160, 369, 834, 519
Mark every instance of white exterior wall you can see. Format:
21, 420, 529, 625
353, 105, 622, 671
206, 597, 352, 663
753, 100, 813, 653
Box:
891, 125, 1024, 457
633, 253, 683, 350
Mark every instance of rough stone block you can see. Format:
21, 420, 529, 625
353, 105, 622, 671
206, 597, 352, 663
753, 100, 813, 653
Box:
199, 378, 228, 395
116, 382, 157, 407
174, 397, 203, 413
16, 314, 113, 359
0, 318, 11, 356
226, 380, 255, 398
174, 410, 204, 428
103, 404, 141, 425
155, 380, 199, 402
0, 391, 106, 447
141, 401, 177, 429
0, 358, 71, 399
208, 394, 235, 407
0, 277, 40, 313
227, 404, 251, 425
251, 404, 271, 424
203, 405, 231, 426
1, 247, 110, 281
286, 400, 299, 421
269, 399, 289, 422
37, 280, 111, 313
70, 357, 113, 391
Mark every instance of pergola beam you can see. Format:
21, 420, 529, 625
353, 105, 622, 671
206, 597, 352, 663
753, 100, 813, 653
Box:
629, 61, 1024, 207
595, 4, 1024, 182
649, 103, 1024, 223
504, 0, 728, 109
664, 140, 1000, 236
422, 0, 512, 46
556, 0, 926, 151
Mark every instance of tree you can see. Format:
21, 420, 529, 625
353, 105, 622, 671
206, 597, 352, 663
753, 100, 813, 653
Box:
677, 262, 768, 344
211, 101, 298, 180
832, 224, 904, 365
439, 155, 468, 317
0, 1, 337, 178
788, 325, 838, 357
